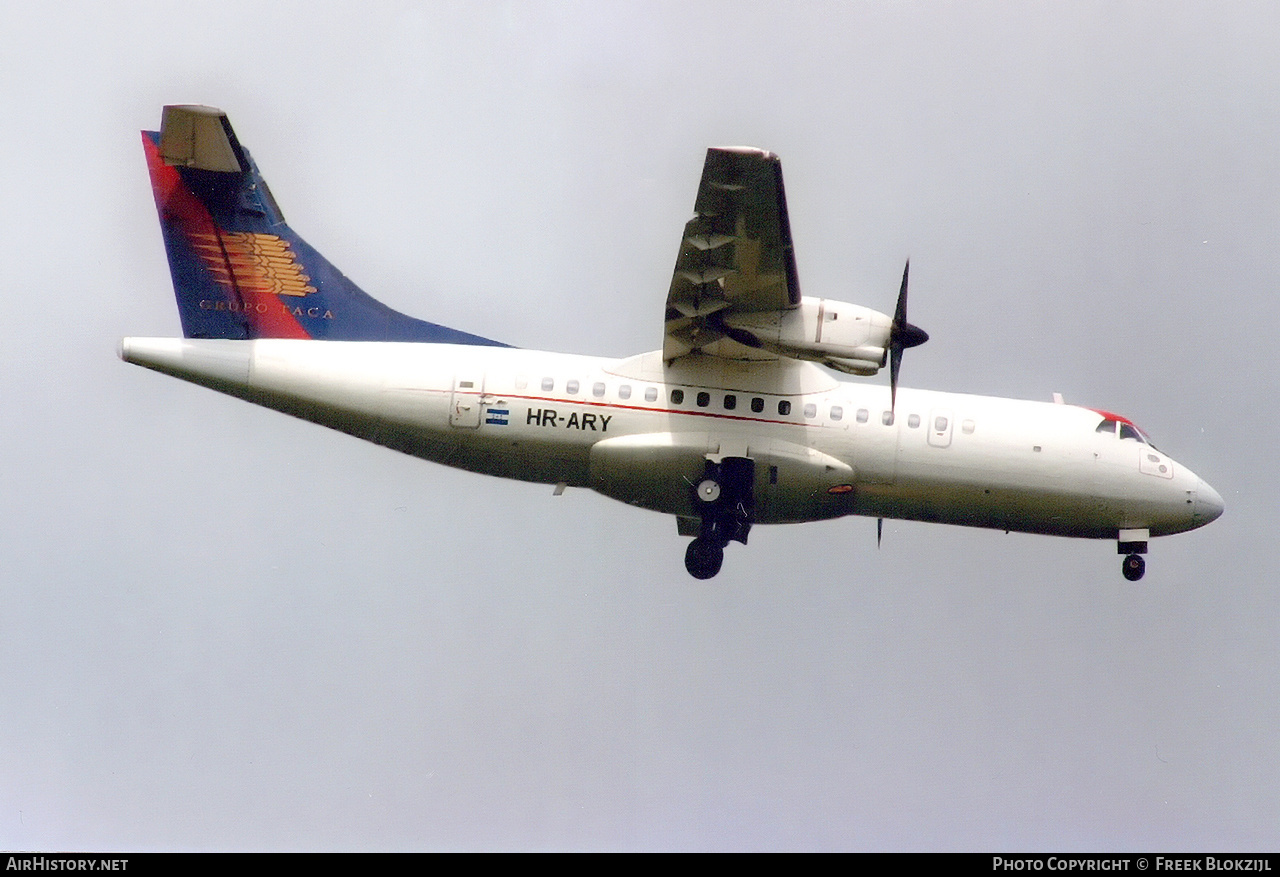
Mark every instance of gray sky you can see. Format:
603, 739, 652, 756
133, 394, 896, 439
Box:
1, 0, 1274, 851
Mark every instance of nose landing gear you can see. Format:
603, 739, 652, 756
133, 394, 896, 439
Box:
684, 457, 755, 579
1118, 529, 1149, 581
1122, 553, 1146, 581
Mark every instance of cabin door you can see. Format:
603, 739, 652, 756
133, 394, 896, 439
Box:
449, 374, 484, 428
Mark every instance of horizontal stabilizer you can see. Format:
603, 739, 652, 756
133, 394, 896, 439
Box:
158, 105, 244, 173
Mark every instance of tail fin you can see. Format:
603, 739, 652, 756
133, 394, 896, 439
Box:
144, 105, 507, 345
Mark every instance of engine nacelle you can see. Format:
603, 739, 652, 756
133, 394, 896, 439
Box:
721, 297, 892, 375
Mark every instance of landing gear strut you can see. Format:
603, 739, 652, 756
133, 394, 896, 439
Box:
683, 457, 755, 579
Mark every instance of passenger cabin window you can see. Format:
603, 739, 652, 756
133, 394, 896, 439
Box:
908, 414, 920, 428
803, 403, 816, 419
751, 398, 764, 413
670, 389, 684, 405
778, 400, 791, 416
696, 391, 710, 408
515, 376, 528, 390
619, 385, 632, 400
882, 411, 894, 426
724, 394, 737, 411
830, 405, 843, 421
962, 419, 975, 434
541, 377, 554, 391
935, 416, 949, 432
645, 387, 658, 402
592, 382, 606, 397
566, 379, 579, 395
856, 409, 869, 423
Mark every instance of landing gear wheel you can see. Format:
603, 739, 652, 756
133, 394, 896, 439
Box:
1122, 553, 1146, 582
695, 479, 722, 504
684, 538, 724, 580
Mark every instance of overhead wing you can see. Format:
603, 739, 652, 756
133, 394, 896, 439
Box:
662, 147, 801, 362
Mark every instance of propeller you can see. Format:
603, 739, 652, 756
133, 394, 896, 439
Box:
888, 259, 929, 412
875, 261, 926, 552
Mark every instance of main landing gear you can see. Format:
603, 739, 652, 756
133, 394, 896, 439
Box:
1118, 530, 1149, 581
684, 538, 724, 580
684, 457, 755, 580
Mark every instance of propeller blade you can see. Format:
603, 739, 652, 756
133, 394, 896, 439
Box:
888, 259, 928, 413
893, 259, 910, 329
889, 344, 904, 412
877, 517, 884, 548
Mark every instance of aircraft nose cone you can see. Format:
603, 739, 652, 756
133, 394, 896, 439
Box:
1195, 478, 1224, 525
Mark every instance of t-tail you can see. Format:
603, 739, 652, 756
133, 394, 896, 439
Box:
144, 105, 506, 345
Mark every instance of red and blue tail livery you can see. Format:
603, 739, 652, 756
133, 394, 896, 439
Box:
144, 105, 506, 345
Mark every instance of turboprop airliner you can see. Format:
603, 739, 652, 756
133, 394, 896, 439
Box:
121, 105, 1223, 580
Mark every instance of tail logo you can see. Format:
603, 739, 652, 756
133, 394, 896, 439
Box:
191, 231, 318, 299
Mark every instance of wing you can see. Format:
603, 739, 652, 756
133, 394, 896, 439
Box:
662, 147, 801, 362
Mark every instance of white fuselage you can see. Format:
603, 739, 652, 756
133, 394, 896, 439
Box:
119, 337, 1222, 541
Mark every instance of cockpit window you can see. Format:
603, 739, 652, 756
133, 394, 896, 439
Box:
1095, 416, 1152, 446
